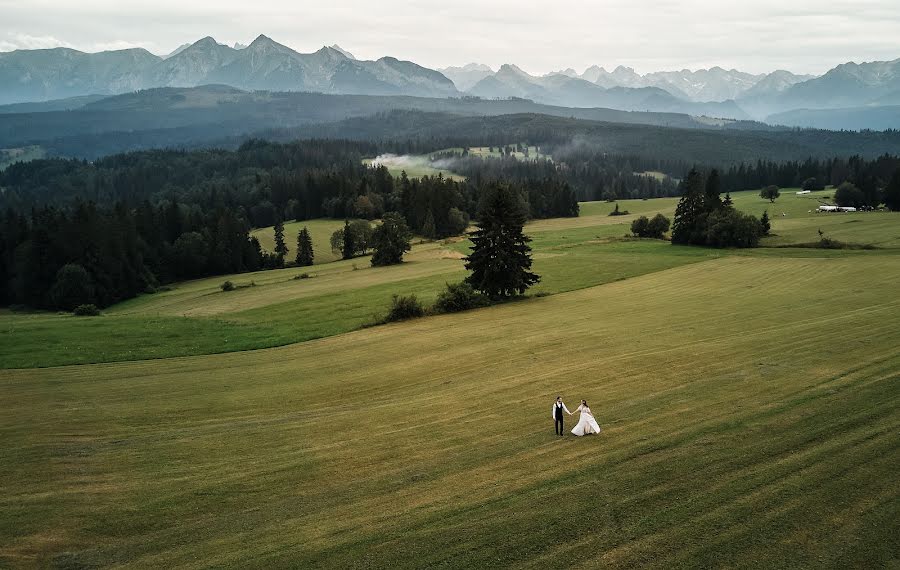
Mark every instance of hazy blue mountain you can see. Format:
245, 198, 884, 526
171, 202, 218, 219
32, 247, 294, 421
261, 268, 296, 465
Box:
767, 105, 900, 131
0, 47, 160, 104
439, 63, 494, 91
143, 37, 238, 87
0, 94, 107, 114
0, 35, 458, 104
163, 43, 192, 59
468, 64, 749, 118
774, 58, 900, 110
737, 58, 900, 121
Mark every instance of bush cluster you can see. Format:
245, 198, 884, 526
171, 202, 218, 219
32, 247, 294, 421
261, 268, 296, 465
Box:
432, 282, 489, 313
73, 304, 100, 316
631, 214, 671, 239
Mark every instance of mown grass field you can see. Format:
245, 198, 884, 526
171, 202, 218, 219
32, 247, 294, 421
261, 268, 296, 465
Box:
2, 252, 898, 567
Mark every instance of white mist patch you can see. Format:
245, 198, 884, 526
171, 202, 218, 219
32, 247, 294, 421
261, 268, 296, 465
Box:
368, 153, 465, 180
371, 153, 424, 169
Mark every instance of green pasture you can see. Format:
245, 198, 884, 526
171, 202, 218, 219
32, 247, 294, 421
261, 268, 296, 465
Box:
250, 219, 348, 264
2, 254, 898, 567
1, 190, 897, 369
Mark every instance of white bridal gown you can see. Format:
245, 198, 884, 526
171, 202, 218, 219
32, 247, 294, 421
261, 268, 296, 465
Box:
571, 405, 601, 436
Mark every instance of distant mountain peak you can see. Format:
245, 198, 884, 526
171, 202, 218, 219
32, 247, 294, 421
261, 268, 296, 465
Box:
233, 42, 248, 50
498, 63, 529, 77
164, 43, 191, 59
330, 44, 356, 60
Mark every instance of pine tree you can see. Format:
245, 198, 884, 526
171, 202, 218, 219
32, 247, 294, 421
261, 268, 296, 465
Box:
465, 183, 539, 299
671, 168, 707, 245
723, 191, 734, 207
296, 227, 314, 266
273, 218, 288, 266
422, 210, 437, 239
760, 210, 771, 235
341, 219, 355, 260
704, 168, 723, 212
371, 212, 413, 266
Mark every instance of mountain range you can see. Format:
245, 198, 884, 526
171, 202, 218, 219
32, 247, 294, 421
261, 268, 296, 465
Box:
0, 34, 898, 130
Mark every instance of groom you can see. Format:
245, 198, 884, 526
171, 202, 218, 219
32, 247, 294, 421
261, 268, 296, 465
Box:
552, 396, 571, 436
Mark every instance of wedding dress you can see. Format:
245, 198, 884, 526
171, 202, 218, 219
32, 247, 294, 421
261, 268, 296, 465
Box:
571, 405, 601, 436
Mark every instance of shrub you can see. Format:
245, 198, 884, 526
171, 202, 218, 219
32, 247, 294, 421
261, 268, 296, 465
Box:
73, 304, 100, 316
760, 185, 781, 203
834, 182, 866, 208
221, 281, 235, 292
293, 273, 312, 280
49, 263, 95, 310
433, 282, 490, 313
385, 294, 425, 322
630, 216, 649, 237
631, 214, 670, 238
801, 177, 825, 191
646, 213, 671, 238
705, 209, 763, 248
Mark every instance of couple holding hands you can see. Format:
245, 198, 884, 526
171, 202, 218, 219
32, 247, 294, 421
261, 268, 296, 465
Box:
552, 396, 601, 437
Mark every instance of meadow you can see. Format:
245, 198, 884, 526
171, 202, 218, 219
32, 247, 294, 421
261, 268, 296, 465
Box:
1, 189, 898, 567
1, 190, 896, 369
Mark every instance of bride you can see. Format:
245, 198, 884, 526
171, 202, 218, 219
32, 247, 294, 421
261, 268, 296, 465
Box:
571, 400, 601, 436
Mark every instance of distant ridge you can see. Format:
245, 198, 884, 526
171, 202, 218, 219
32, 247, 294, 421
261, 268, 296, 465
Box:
0, 36, 898, 129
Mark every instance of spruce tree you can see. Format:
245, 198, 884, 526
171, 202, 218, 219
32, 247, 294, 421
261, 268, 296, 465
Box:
723, 191, 734, 207
704, 168, 723, 212
465, 183, 539, 299
273, 218, 288, 266
341, 219, 355, 260
760, 210, 771, 235
371, 212, 413, 266
422, 210, 437, 239
671, 168, 707, 245
296, 227, 314, 266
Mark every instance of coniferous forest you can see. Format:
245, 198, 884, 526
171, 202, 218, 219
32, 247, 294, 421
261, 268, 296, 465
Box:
2, 134, 899, 310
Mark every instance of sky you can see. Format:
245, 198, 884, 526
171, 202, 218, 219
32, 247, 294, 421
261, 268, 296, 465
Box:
1, 0, 898, 75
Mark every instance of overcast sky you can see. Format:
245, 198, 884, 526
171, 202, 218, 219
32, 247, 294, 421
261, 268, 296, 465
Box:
1, 0, 898, 75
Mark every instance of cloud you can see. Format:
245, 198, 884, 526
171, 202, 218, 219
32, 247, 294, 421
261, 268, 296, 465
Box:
0, 33, 72, 52
0, 0, 897, 73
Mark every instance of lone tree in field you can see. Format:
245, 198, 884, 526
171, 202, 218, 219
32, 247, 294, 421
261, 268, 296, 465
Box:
760, 210, 771, 235
465, 183, 539, 299
296, 227, 314, 266
371, 212, 413, 266
760, 185, 780, 203
273, 218, 288, 265
341, 219, 355, 260
671, 168, 707, 245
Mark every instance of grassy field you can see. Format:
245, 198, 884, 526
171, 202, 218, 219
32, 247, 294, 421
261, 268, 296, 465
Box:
2, 253, 898, 567
250, 218, 349, 264
1, 190, 897, 369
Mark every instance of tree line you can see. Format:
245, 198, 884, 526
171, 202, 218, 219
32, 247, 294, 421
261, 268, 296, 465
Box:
0, 139, 578, 310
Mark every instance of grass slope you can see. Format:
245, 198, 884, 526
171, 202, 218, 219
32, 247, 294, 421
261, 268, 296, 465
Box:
1, 190, 897, 369
1, 255, 898, 567
250, 219, 348, 264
